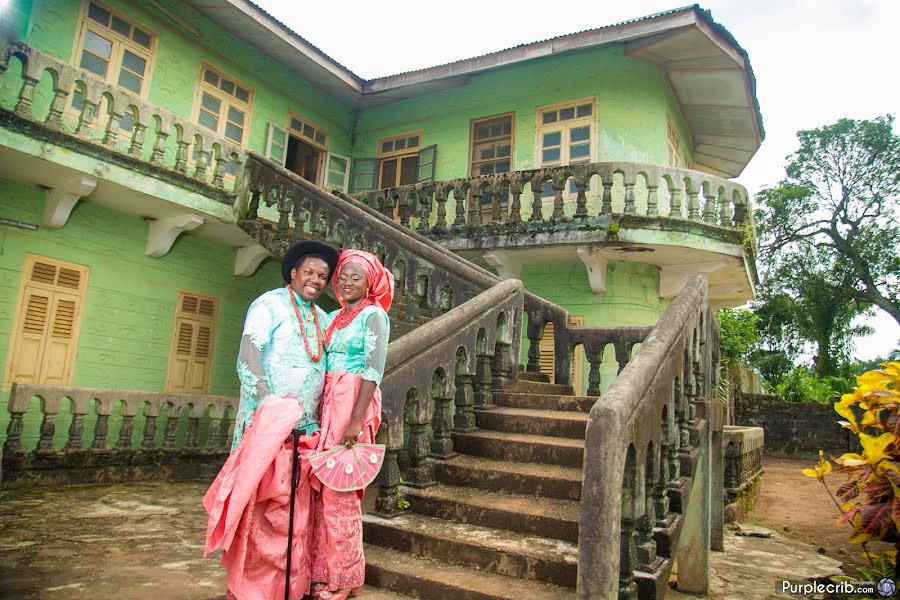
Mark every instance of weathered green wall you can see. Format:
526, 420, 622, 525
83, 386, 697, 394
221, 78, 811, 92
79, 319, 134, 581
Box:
353, 44, 693, 178
0, 176, 286, 449
8, 0, 354, 158
517, 260, 670, 394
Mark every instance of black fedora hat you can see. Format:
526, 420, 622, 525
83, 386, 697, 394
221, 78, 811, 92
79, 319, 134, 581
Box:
281, 241, 339, 283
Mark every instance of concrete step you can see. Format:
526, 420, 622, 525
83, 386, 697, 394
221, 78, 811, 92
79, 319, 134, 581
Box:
452, 429, 585, 467
515, 370, 551, 383
475, 407, 587, 439
432, 454, 582, 501
402, 483, 579, 543
365, 544, 577, 600
505, 379, 575, 395
493, 391, 595, 412
363, 512, 577, 587
355, 588, 417, 599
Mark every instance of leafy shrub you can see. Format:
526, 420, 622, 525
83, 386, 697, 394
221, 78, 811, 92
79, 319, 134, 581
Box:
774, 366, 854, 403
804, 362, 900, 574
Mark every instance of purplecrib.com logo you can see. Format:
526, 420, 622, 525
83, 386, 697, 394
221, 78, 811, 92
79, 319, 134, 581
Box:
781, 580, 883, 596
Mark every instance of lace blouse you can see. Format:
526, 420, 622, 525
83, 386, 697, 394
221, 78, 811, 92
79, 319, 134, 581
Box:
232, 287, 331, 449
325, 305, 390, 384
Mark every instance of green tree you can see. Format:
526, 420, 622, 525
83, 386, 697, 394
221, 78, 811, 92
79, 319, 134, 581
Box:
715, 308, 760, 365
753, 116, 896, 377
751, 247, 872, 378
757, 116, 899, 325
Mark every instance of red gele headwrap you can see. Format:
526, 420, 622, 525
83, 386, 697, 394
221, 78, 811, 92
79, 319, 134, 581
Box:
332, 249, 394, 313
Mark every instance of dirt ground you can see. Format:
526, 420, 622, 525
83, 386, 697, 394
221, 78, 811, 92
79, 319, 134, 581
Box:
744, 456, 894, 574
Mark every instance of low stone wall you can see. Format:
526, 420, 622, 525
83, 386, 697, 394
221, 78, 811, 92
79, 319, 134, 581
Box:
733, 393, 855, 459
2, 383, 236, 490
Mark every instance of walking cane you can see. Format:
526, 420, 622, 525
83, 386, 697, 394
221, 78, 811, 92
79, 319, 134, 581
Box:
285, 429, 301, 600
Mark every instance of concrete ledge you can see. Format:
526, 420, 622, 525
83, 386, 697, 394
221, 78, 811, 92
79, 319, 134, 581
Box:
1, 448, 228, 489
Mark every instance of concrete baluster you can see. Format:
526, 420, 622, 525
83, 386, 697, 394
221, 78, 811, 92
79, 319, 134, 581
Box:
102, 109, 123, 146
491, 341, 512, 389
65, 405, 87, 450
601, 179, 613, 215
91, 414, 110, 450
429, 392, 456, 459
116, 415, 134, 449
193, 147, 210, 180
36, 411, 57, 453
142, 415, 158, 448
174, 138, 190, 173
4, 411, 25, 453
529, 179, 544, 221
474, 353, 495, 408
647, 183, 659, 216
206, 416, 222, 448
46, 87, 69, 128
374, 448, 402, 518
186, 417, 200, 448
453, 373, 476, 431
14, 75, 38, 117
129, 122, 147, 157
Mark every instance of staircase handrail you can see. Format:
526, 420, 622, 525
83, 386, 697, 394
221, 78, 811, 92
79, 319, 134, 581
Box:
577, 274, 719, 597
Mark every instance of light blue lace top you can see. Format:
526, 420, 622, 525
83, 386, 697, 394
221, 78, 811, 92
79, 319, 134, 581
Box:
232, 287, 331, 449
325, 305, 390, 384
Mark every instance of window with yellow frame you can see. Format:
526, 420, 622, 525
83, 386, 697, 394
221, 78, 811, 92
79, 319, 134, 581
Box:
193, 64, 254, 147
376, 131, 423, 189
70, 1, 157, 132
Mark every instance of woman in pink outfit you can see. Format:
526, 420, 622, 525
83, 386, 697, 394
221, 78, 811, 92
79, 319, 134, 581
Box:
310, 249, 393, 600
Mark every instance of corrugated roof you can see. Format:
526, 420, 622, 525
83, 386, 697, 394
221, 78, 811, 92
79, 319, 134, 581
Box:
242, 1, 763, 142
367, 5, 699, 81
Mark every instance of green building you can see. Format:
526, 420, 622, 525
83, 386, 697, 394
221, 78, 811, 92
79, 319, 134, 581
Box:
0, 0, 761, 442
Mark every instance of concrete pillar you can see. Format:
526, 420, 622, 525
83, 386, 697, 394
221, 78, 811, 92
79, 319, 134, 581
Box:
676, 419, 710, 593
710, 399, 725, 551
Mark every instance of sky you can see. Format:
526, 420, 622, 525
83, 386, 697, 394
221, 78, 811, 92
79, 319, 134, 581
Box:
257, 0, 899, 360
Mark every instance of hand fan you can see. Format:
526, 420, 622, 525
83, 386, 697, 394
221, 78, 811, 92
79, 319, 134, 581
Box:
310, 443, 385, 492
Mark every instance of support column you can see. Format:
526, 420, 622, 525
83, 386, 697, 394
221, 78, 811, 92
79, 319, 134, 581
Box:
483, 249, 525, 280
709, 399, 725, 551
676, 419, 711, 594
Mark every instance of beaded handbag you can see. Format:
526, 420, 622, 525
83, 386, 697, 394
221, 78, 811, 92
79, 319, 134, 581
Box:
309, 443, 385, 492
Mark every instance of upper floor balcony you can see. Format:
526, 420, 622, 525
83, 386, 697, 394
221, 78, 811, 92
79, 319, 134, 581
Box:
349, 162, 757, 308
0, 41, 259, 264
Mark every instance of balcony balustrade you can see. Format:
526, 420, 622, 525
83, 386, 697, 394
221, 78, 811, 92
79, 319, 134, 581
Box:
349, 162, 754, 250
0, 41, 242, 198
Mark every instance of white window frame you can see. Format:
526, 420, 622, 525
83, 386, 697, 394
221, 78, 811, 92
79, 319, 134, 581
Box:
534, 97, 598, 198
325, 153, 351, 193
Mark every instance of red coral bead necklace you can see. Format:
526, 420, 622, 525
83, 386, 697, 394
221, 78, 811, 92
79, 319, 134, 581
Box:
287, 284, 323, 363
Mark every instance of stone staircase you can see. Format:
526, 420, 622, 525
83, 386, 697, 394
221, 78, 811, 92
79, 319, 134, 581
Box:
362, 371, 591, 599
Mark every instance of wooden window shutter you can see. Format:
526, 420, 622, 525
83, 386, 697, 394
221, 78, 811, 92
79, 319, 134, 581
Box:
5, 255, 89, 386
166, 292, 218, 394
538, 317, 584, 388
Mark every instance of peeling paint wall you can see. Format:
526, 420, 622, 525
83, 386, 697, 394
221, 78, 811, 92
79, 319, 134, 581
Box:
0, 176, 288, 449
5, 0, 355, 158
353, 44, 694, 179
510, 260, 669, 393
